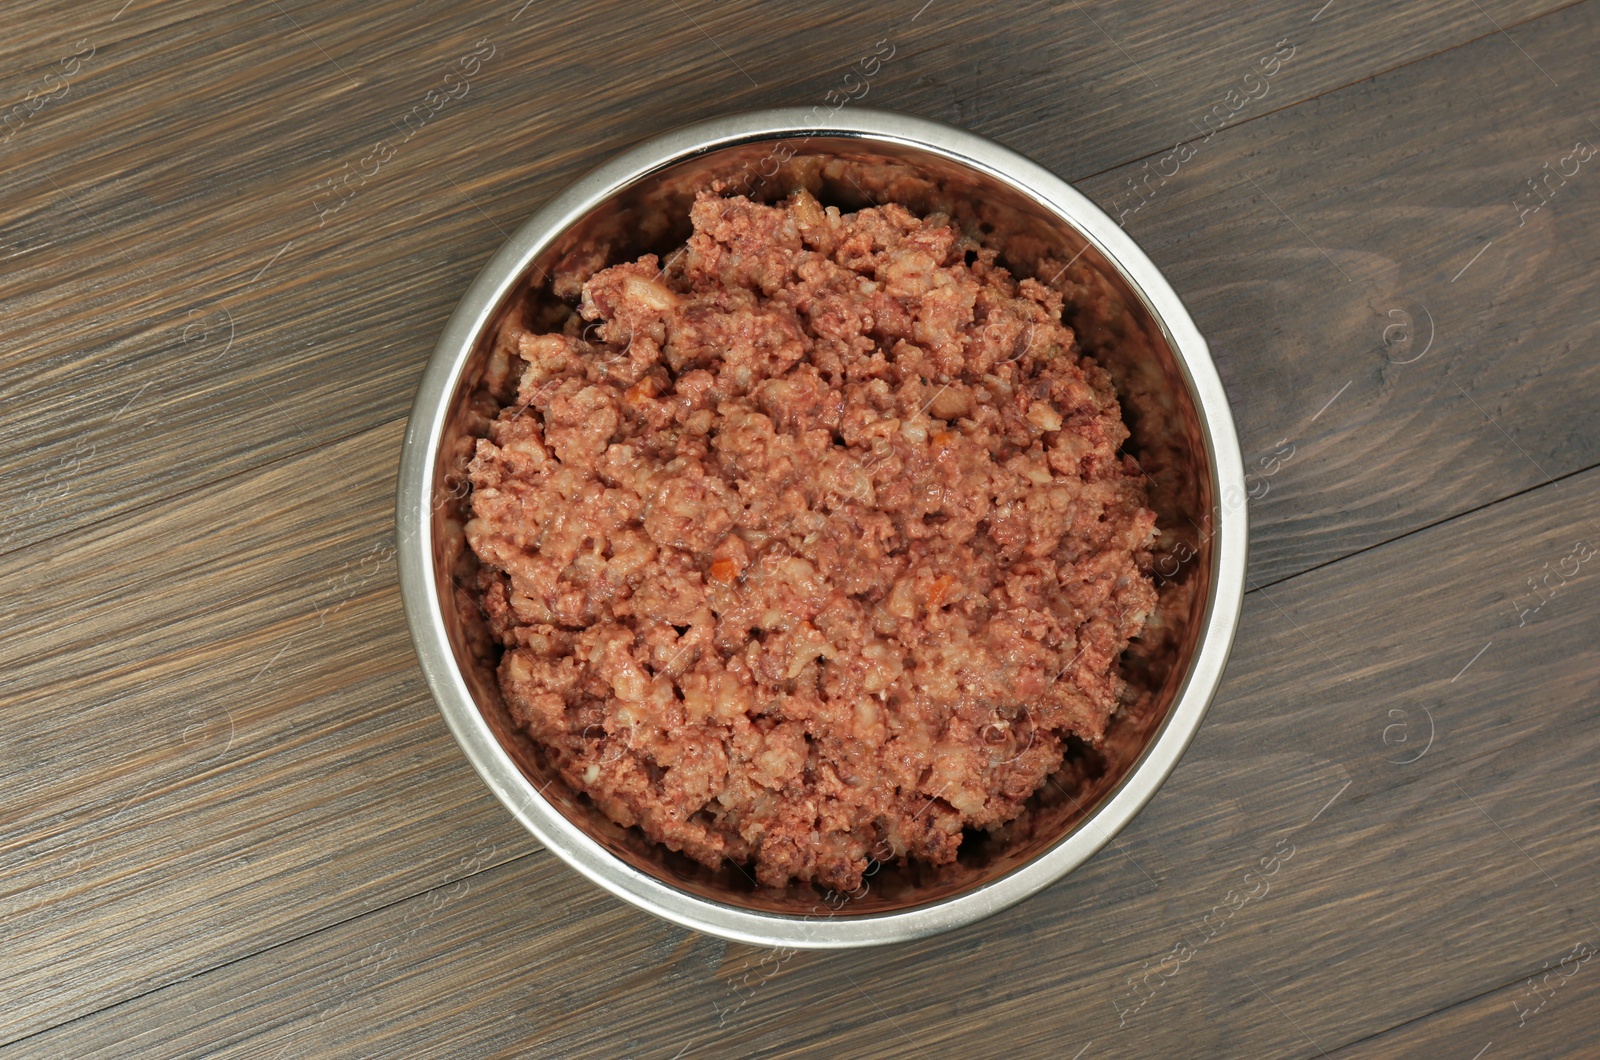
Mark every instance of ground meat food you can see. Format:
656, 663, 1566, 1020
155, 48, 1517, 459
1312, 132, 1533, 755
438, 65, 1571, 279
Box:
464, 188, 1159, 892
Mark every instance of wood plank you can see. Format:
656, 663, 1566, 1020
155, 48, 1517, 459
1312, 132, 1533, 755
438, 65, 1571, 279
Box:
0, 0, 1579, 569
1331, 947, 1600, 1057
2, 0, 1598, 1053
9, 415, 1597, 1058
0, 421, 539, 1045
1071, 0, 1600, 585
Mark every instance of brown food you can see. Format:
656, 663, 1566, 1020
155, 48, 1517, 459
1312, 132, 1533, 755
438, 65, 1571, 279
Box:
464, 188, 1158, 892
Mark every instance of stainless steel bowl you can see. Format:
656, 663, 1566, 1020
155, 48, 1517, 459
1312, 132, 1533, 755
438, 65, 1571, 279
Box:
397, 108, 1246, 948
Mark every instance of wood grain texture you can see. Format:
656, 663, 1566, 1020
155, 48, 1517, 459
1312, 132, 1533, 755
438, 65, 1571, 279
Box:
0, 421, 539, 1041
0, 0, 1580, 565
1, 0, 1598, 1055
12, 455, 1600, 1059
1070, 0, 1600, 586
1331, 951, 1600, 1057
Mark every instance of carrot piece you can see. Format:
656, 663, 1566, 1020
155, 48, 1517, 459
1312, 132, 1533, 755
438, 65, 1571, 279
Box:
926, 574, 956, 608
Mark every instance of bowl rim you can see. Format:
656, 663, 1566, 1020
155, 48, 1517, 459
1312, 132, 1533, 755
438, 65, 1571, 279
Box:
397, 106, 1247, 949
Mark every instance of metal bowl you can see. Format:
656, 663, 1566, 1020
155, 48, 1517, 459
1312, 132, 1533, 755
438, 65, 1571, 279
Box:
397, 108, 1246, 948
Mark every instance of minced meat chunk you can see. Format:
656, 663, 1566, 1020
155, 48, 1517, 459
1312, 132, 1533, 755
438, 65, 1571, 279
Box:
465, 189, 1157, 892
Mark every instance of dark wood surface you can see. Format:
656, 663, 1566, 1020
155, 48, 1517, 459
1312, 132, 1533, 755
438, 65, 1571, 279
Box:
3, 0, 1597, 1056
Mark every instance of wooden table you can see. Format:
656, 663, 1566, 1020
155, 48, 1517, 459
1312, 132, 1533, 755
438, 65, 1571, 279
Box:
4, 0, 1597, 1055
